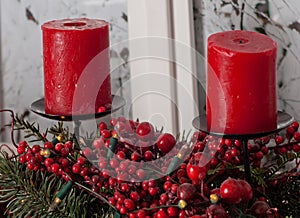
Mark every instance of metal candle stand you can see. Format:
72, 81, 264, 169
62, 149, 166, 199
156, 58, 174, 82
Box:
30, 95, 126, 143
192, 111, 294, 183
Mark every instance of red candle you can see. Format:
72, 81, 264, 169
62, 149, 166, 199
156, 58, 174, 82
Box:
42, 18, 112, 115
206, 30, 277, 134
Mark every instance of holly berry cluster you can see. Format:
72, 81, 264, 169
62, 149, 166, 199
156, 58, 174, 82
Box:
15, 117, 300, 217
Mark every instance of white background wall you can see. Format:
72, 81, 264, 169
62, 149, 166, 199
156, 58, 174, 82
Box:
0, 0, 128, 142
1, 0, 300, 142
199, 0, 300, 122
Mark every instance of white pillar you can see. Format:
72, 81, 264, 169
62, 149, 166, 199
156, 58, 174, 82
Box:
128, 0, 200, 135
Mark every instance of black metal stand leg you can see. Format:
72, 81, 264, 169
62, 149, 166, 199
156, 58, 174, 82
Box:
73, 120, 81, 149
242, 139, 251, 183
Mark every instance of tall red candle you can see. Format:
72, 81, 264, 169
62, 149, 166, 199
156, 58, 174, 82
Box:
206, 30, 277, 134
42, 18, 112, 115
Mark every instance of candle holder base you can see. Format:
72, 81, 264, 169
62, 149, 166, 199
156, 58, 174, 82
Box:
30, 95, 125, 147
192, 111, 294, 183
192, 111, 294, 139
30, 95, 125, 121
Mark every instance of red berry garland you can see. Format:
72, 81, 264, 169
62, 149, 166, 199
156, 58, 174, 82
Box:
13, 117, 300, 217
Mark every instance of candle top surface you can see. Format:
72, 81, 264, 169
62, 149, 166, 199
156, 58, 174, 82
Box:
208, 30, 276, 54
41, 18, 108, 31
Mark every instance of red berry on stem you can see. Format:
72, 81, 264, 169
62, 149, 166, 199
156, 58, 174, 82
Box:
293, 132, 300, 141
44, 142, 54, 150
291, 121, 299, 131
238, 179, 253, 203
72, 163, 81, 174
77, 156, 86, 165
17, 146, 26, 155
136, 122, 155, 141
167, 206, 179, 217
177, 183, 196, 202
31, 145, 41, 154
55, 143, 64, 152
275, 135, 284, 144
51, 163, 60, 173
64, 141, 73, 150
156, 133, 176, 154
220, 178, 243, 204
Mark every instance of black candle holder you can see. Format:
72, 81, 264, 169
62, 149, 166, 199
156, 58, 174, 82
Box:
30, 95, 126, 140
192, 111, 294, 183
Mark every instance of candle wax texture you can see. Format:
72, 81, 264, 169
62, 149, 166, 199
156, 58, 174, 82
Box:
206, 30, 277, 134
42, 18, 112, 115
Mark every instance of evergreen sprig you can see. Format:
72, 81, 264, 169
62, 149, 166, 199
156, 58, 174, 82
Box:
0, 151, 112, 218
14, 115, 47, 143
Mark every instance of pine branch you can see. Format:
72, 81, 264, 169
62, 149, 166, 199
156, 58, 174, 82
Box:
0, 151, 113, 218
14, 115, 47, 143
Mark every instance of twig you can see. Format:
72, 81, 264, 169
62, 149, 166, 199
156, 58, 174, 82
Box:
0, 110, 18, 148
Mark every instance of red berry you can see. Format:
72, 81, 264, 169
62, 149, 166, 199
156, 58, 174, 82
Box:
124, 198, 136, 211
131, 151, 141, 162
286, 126, 295, 136
55, 143, 64, 152
101, 129, 111, 138
156, 133, 176, 154
17, 146, 26, 154
177, 183, 196, 202
136, 122, 155, 141
136, 169, 145, 179
31, 145, 41, 154
60, 147, 69, 157
275, 135, 284, 144
119, 206, 127, 215
44, 158, 54, 167
93, 138, 104, 149
238, 179, 253, 203
64, 141, 73, 150
186, 163, 201, 182
250, 201, 270, 218
27, 162, 35, 170
167, 206, 179, 217
19, 155, 27, 163
25, 152, 33, 161
291, 121, 299, 131
253, 151, 264, 160
293, 143, 300, 152
82, 147, 94, 158
109, 158, 119, 169
224, 139, 232, 146
220, 178, 243, 204
44, 142, 54, 150
293, 132, 300, 141
206, 204, 226, 217
159, 193, 169, 204
163, 181, 172, 192
156, 209, 169, 218
137, 210, 146, 218
144, 150, 154, 161
110, 118, 117, 126
130, 191, 140, 202
51, 163, 60, 173
116, 151, 126, 160
77, 156, 86, 165
72, 163, 81, 174
148, 187, 159, 196
98, 122, 108, 131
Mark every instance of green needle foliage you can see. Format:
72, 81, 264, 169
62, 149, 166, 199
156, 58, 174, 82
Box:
0, 152, 113, 218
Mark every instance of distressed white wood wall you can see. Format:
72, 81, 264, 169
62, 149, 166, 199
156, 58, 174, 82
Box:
200, 0, 300, 121
0, 0, 128, 142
